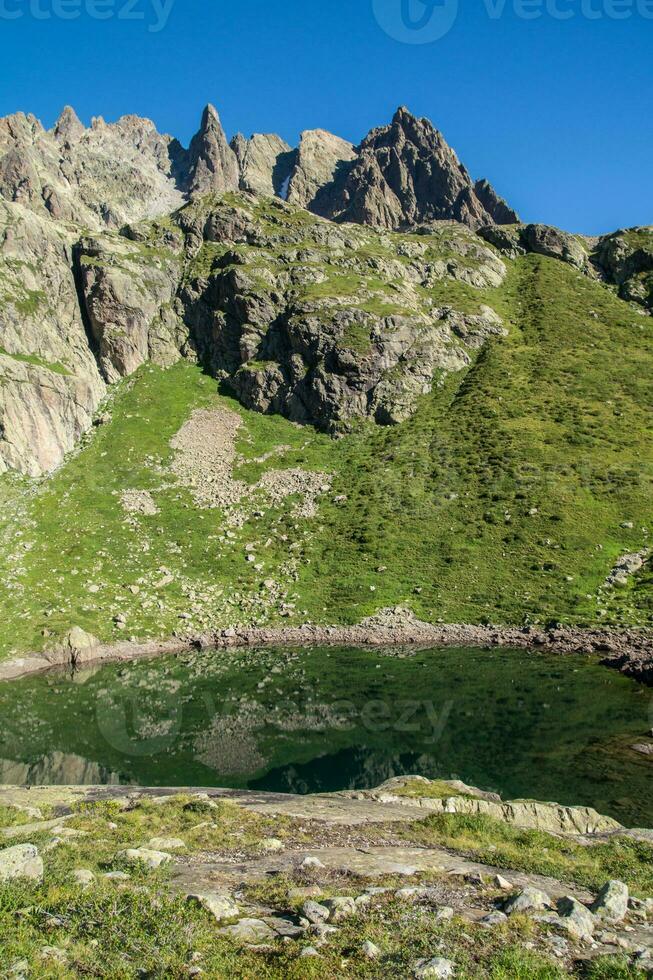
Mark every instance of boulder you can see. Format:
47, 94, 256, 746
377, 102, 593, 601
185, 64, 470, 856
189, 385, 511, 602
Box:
591, 881, 630, 922
323, 896, 357, 922
557, 896, 596, 941
71, 869, 96, 887
413, 957, 455, 979
504, 886, 552, 915
218, 918, 277, 944
117, 847, 172, 869
362, 940, 382, 959
187, 892, 240, 924
0, 844, 43, 882
301, 900, 330, 925
147, 837, 186, 851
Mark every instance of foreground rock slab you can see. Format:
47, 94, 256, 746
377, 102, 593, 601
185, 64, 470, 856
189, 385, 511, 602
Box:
0, 843, 43, 882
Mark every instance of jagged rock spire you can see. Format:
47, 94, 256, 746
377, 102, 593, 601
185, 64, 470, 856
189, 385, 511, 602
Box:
186, 103, 239, 197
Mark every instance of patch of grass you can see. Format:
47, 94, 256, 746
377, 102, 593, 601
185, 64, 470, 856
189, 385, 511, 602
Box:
0, 346, 71, 375
399, 812, 653, 896
67, 795, 291, 856
584, 955, 648, 979
391, 779, 477, 801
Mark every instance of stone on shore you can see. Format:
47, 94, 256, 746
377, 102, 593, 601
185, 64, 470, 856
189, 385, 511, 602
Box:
557, 896, 596, 941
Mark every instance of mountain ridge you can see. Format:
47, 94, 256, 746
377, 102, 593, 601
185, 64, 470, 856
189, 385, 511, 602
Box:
0, 103, 517, 233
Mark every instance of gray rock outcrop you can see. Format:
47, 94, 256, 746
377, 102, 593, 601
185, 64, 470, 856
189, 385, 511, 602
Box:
591, 880, 630, 922
75, 232, 184, 383
0, 108, 186, 231
0, 844, 43, 882
479, 223, 589, 270
286, 129, 357, 211
593, 226, 653, 312
231, 133, 294, 198
0, 200, 106, 476
177, 195, 506, 433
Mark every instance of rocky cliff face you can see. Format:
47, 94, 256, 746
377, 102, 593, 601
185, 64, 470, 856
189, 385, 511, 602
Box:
231, 133, 294, 198
0, 103, 517, 234
0, 107, 186, 231
592, 227, 653, 311
166, 194, 508, 432
0, 201, 106, 476
285, 130, 357, 212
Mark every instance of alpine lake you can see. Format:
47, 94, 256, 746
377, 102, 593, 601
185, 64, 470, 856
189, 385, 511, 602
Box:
0, 645, 651, 827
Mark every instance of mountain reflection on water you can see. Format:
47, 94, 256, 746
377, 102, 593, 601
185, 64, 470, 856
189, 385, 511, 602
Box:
0, 645, 650, 827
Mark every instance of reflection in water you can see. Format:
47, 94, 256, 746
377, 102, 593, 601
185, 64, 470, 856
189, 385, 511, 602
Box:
0, 752, 122, 786
0, 645, 650, 826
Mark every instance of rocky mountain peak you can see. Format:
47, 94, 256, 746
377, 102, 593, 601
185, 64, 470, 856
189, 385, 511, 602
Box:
320, 105, 518, 231
185, 103, 239, 197
52, 105, 84, 143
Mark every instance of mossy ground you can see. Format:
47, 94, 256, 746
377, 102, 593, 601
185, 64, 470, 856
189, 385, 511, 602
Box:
0, 242, 652, 661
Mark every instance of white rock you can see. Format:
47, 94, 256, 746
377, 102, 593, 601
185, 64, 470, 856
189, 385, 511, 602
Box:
118, 847, 172, 869
362, 940, 382, 959
187, 892, 240, 923
147, 837, 186, 851
300, 855, 325, 870
504, 886, 552, 915
219, 918, 276, 944
41, 947, 67, 964
323, 896, 356, 922
494, 875, 513, 890
0, 844, 43, 882
557, 896, 596, 941
413, 957, 455, 978
71, 869, 95, 887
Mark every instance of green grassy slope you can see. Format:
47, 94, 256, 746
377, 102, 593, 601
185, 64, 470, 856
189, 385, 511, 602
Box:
0, 250, 651, 661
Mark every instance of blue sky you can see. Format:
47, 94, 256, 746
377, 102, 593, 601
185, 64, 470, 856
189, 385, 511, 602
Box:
0, 0, 651, 233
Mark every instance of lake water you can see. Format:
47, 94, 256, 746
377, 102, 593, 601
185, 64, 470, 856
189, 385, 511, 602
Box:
0, 646, 651, 827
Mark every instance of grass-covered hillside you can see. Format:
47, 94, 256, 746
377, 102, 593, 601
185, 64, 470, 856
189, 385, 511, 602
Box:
0, 198, 652, 662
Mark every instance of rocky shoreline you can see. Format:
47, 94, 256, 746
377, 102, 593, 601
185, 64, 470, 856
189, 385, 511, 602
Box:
1, 607, 652, 685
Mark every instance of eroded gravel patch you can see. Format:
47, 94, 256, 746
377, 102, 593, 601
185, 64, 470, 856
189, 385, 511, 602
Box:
169, 406, 331, 525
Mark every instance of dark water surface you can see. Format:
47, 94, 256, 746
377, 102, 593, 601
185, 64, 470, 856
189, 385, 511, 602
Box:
0, 646, 651, 826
